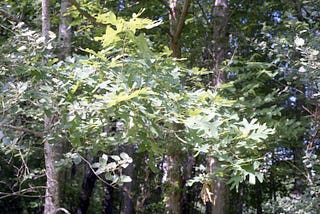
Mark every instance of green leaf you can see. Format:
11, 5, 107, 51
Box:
110, 155, 120, 161
106, 162, 117, 171
248, 173, 256, 185
120, 175, 132, 183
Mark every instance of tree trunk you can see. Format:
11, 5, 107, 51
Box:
42, 0, 73, 212
165, 141, 183, 214
42, 0, 50, 39
209, 1, 229, 213
77, 156, 99, 214
211, 0, 228, 87
135, 156, 151, 214
208, 158, 228, 214
58, 0, 72, 60
168, 0, 191, 58
165, 1, 191, 212
44, 135, 61, 214
293, 143, 304, 196
122, 145, 134, 214
42, 1, 61, 213
103, 183, 114, 214
255, 182, 262, 214
182, 155, 195, 214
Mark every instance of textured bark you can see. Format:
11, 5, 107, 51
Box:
122, 145, 134, 214
165, 142, 183, 214
42, 1, 60, 213
58, 0, 72, 59
41, 0, 50, 39
166, 1, 191, 212
168, 0, 191, 58
209, 158, 228, 214
44, 117, 65, 214
209, 1, 229, 213
44, 137, 59, 214
211, 0, 228, 87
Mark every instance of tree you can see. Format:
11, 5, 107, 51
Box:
41, 0, 62, 212
1, 0, 319, 213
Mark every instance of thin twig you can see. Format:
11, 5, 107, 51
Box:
78, 153, 119, 189
0, 186, 47, 199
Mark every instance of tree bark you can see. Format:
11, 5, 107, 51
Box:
58, 0, 72, 60
135, 156, 151, 214
165, 141, 183, 214
209, 1, 229, 213
44, 137, 60, 214
44, 118, 65, 214
211, 0, 228, 87
42, 1, 61, 213
168, 0, 191, 58
42, 0, 50, 40
165, 1, 191, 212
208, 158, 228, 214
122, 145, 134, 214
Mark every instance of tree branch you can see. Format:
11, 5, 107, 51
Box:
173, 0, 191, 41
0, 8, 21, 23
195, 0, 210, 25
0, 8, 33, 28
69, 0, 105, 26
0, 123, 44, 138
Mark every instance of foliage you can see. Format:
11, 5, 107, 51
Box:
1, 0, 320, 213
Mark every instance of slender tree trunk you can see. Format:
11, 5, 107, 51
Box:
256, 182, 262, 214
209, 1, 229, 213
165, 1, 191, 212
182, 155, 195, 214
293, 143, 304, 195
44, 134, 60, 214
135, 156, 151, 214
168, 0, 191, 58
208, 158, 228, 214
103, 183, 114, 214
42, 0, 50, 39
122, 145, 134, 214
77, 156, 99, 214
42, 1, 73, 212
165, 141, 183, 214
42, 1, 61, 213
58, 0, 72, 60
211, 0, 228, 87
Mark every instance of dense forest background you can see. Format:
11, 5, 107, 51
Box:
0, 0, 319, 213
